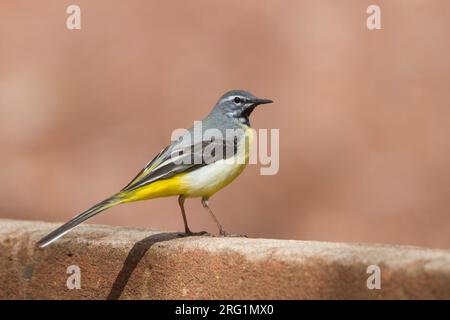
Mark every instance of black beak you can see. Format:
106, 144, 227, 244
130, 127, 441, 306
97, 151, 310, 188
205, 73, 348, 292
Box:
252, 98, 273, 105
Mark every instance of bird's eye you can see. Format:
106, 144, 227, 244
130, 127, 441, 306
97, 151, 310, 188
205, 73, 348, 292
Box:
234, 97, 241, 104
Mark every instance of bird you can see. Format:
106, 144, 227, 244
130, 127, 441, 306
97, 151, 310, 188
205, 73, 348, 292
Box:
37, 90, 273, 248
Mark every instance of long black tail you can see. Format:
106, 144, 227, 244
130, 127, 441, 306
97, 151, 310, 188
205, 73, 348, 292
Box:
37, 194, 123, 248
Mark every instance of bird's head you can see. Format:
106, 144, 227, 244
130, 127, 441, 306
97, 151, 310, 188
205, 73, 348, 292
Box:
213, 90, 273, 125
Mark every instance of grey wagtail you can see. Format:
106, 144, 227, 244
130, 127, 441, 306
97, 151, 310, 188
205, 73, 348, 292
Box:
37, 90, 273, 247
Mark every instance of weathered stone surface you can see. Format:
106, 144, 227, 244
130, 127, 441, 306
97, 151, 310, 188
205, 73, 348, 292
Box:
0, 218, 449, 299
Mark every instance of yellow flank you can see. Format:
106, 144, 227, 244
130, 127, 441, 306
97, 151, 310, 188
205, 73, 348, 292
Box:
121, 126, 254, 202
121, 173, 189, 202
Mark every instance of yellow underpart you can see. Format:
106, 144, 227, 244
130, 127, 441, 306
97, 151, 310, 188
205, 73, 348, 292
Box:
120, 173, 189, 203
121, 126, 254, 202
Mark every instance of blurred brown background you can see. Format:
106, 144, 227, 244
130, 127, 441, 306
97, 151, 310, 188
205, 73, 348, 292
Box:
1, 1, 449, 248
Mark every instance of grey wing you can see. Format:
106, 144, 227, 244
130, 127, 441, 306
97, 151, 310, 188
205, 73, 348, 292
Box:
121, 138, 238, 192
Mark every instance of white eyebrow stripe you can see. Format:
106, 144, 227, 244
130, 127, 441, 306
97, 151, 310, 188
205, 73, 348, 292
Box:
220, 95, 240, 104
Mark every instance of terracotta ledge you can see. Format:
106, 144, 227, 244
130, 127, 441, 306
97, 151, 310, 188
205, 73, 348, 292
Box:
0, 218, 449, 299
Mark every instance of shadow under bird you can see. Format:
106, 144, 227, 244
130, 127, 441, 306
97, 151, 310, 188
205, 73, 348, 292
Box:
37, 90, 273, 248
